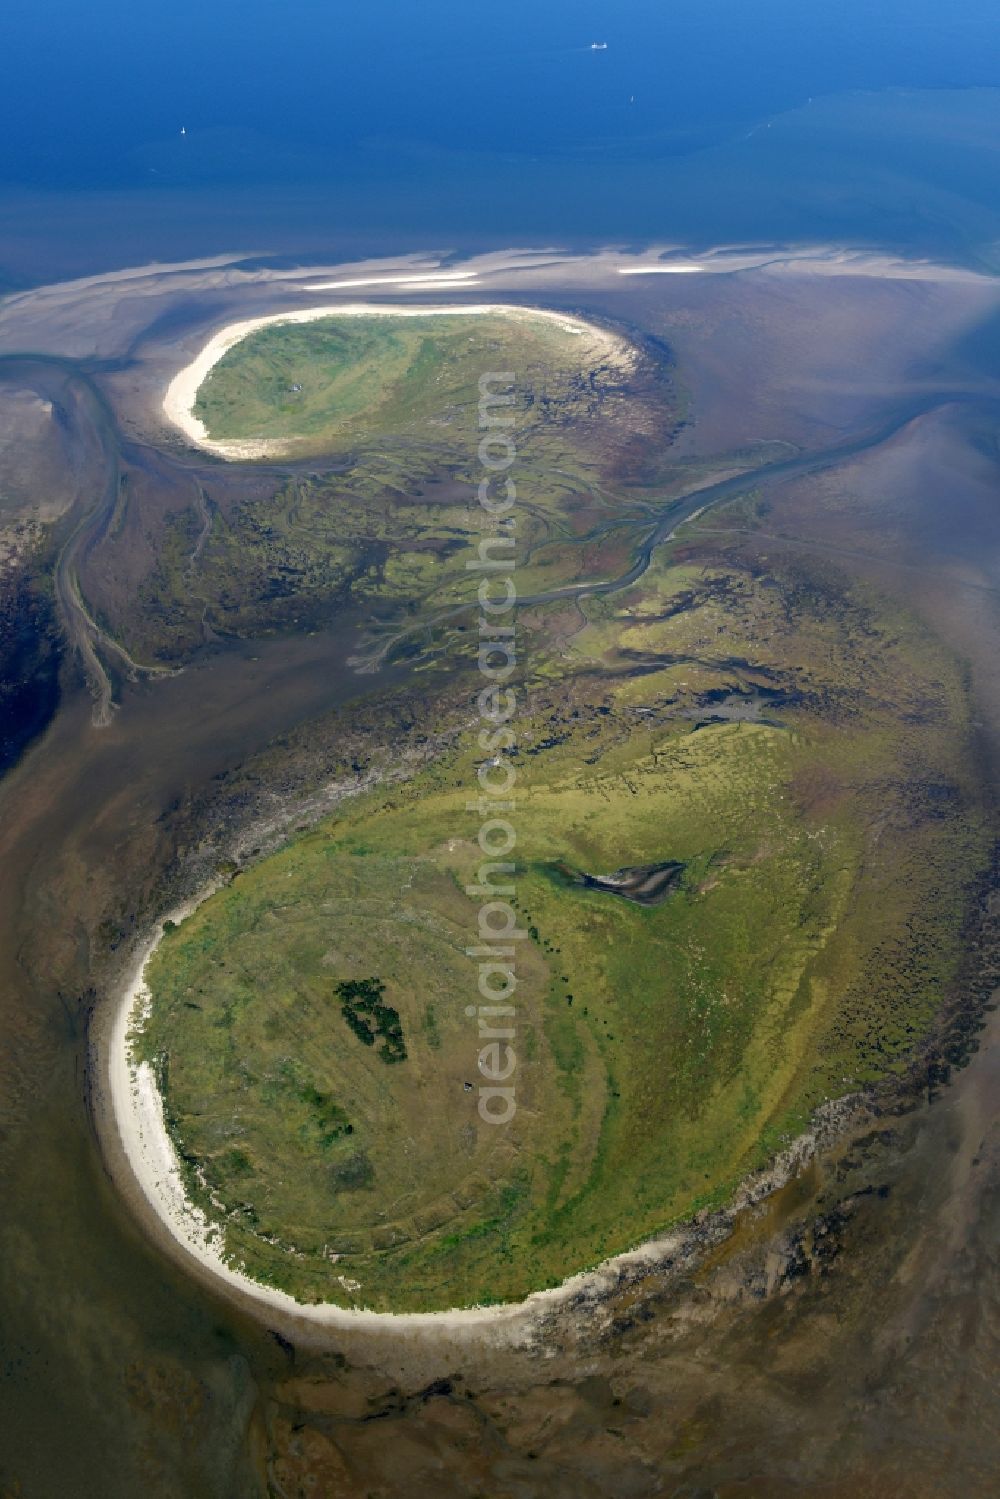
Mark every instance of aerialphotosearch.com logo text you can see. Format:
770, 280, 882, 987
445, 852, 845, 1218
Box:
465, 371, 522, 1126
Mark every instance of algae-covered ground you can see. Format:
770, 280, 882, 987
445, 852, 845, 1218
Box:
134, 537, 988, 1311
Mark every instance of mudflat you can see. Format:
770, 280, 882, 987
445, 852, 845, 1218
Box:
2, 244, 999, 1494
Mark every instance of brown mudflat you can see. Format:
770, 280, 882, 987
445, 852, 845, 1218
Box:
2, 248, 1000, 1496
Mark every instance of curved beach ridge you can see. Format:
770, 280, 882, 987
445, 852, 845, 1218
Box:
106, 890, 860, 1333
162, 301, 631, 460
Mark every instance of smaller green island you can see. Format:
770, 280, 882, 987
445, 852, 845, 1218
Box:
190, 307, 634, 460
133, 303, 674, 663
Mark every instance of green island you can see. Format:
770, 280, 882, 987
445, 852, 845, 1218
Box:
134, 467, 988, 1308
193, 309, 637, 458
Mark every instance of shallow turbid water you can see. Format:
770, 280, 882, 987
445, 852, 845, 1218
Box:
6, 4, 1000, 281
5, 87, 1000, 286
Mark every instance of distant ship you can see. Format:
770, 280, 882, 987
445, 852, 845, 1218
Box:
590, 42, 608, 51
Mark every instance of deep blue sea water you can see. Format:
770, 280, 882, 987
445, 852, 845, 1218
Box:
3, 1, 1000, 277
5, 0, 1000, 186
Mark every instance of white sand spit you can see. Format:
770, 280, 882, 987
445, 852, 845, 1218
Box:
303, 271, 481, 291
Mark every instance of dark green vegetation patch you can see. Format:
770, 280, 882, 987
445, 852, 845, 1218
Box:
337, 977, 407, 1064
